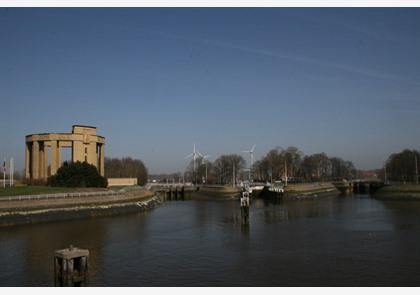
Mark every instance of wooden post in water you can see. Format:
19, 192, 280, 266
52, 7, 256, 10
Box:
240, 191, 250, 225
54, 245, 89, 286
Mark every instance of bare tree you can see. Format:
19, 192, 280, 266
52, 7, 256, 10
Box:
105, 157, 148, 185
213, 154, 246, 185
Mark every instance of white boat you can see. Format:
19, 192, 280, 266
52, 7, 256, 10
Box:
268, 181, 284, 193
242, 181, 265, 196
248, 183, 265, 196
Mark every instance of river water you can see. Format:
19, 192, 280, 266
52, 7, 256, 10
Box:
1, 194, 420, 286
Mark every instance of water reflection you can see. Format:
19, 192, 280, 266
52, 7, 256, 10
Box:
2, 194, 420, 286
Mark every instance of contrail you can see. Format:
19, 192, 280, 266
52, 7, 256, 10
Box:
138, 28, 420, 87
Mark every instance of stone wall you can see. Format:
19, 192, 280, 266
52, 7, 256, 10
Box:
107, 178, 138, 187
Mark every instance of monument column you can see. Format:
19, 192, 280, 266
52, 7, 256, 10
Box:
39, 143, 45, 179
99, 144, 105, 176
57, 142, 61, 169
51, 141, 60, 175
25, 143, 30, 179
88, 141, 97, 167
31, 141, 39, 179
44, 143, 49, 178
72, 140, 84, 162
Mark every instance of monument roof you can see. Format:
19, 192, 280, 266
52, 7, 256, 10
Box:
72, 124, 97, 129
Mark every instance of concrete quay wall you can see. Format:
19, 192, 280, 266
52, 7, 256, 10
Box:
0, 189, 158, 227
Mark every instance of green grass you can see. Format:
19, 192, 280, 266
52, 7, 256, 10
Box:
0, 186, 106, 197
379, 184, 420, 194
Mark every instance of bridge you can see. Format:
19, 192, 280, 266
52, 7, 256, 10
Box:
333, 179, 385, 194
146, 183, 197, 200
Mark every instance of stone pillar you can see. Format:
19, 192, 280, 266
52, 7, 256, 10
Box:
25, 143, 30, 179
87, 142, 97, 167
57, 141, 62, 168
44, 143, 49, 177
72, 141, 84, 163
51, 141, 60, 175
31, 141, 39, 179
99, 144, 105, 176
39, 143, 45, 179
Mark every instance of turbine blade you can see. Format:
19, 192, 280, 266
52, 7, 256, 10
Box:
185, 153, 193, 159
251, 144, 256, 152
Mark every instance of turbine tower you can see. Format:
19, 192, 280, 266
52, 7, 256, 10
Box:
185, 143, 203, 185
242, 144, 256, 182
201, 154, 211, 184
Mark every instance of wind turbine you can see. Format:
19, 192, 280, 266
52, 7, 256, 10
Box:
185, 143, 203, 185
242, 144, 256, 182
201, 154, 211, 184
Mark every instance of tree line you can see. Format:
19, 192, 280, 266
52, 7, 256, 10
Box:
382, 149, 420, 183
184, 146, 356, 184
104, 157, 148, 185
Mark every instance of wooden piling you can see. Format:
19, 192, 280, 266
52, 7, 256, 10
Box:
240, 191, 250, 225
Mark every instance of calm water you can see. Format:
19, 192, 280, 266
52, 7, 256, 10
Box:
1, 194, 420, 286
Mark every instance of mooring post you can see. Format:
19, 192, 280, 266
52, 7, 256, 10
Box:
240, 191, 250, 225
54, 245, 89, 287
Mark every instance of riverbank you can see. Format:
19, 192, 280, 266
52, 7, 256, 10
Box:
0, 188, 158, 227
373, 184, 420, 200
282, 182, 338, 200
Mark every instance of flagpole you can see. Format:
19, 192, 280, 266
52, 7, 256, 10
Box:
10, 158, 14, 187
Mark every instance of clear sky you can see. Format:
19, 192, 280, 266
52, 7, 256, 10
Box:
1, 8, 420, 174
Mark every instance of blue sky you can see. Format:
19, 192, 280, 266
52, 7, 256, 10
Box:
1, 8, 420, 173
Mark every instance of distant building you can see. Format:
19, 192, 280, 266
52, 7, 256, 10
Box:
25, 125, 105, 180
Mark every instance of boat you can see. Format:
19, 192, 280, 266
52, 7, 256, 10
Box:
248, 183, 265, 196
261, 181, 284, 198
241, 181, 265, 197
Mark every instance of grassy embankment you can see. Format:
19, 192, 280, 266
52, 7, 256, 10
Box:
0, 186, 107, 197
373, 184, 420, 200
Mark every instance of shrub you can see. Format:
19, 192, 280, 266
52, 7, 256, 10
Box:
48, 161, 108, 188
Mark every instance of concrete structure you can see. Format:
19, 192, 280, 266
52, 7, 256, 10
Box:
54, 245, 89, 286
107, 178, 138, 187
25, 125, 105, 180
